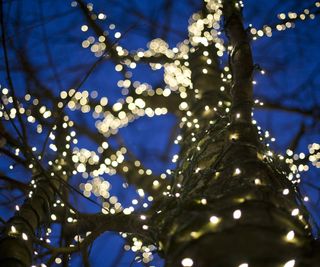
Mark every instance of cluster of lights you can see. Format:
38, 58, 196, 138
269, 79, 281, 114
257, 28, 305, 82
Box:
181, 258, 296, 267
0, 0, 319, 266
250, 2, 319, 40
308, 143, 320, 168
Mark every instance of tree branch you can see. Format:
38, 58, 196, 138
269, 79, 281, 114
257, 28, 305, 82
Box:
223, 0, 254, 123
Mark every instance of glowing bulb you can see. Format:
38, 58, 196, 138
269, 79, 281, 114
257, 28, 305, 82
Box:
229, 133, 239, 140
291, 209, 299, 216
114, 32, 121, 38
181, 258, 194, 267
234, 168, 241, 175
209, 216, 220, 224
283, 189, 289, 195
284, 259, 295, 267
201, 198, 207, 205
254, 179, 261, 185
233, 209, 242, 219
22, 233, 28, 240
286, 230, 295, 241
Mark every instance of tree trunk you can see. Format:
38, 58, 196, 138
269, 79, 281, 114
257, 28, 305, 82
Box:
0, 116, 68, 267
152, 1, 317, 266
0, 175, 56, 267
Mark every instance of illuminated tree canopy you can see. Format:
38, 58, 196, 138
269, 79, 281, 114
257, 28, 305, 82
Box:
0, 0, 320, 266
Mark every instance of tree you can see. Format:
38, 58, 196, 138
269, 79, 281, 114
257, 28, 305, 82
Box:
0, 0, 320, 266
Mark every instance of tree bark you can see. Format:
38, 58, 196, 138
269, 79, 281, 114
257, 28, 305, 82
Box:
0, 175, 56, 267
152, 1, 317, 266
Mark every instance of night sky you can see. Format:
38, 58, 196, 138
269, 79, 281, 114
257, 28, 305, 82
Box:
0, 0, 320, 266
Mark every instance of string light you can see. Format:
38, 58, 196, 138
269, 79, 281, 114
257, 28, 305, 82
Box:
210, 215, 220, 224
181, 258, 194, 266
233, 209, 242, 219
286, 230, 295, 241
284, 259, 295, 267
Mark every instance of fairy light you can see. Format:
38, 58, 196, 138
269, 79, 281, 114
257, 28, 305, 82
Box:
201, 198, 207, 205
283, 189, 289, 195
209, 215, 220, 224
234, 168, 241, 175
10, 226, 17, 234
233, 209, 242, 219
286, 230, 295, 241
181, 258, 194, 266
229, 133, 239, 140
22, 233, 28, 241
254, 178, 262, 185
284, 259, 295, 267
291, 209, 299, 216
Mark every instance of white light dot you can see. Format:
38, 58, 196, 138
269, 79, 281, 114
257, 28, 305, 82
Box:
181, 258, 194, 267
114, 32, 121, 38
286, 230, 295, 241
11, 226, 17, 233
76, 163, 86, 173
239, 263, 249, 267
81, 25, 88, 32
209, 216, 220, 224
284, 259, 295, 267
234, 168, 241, 175
282, 189, 289, 195
22, 233, 28, 240
254, 179, 261, 185
233, 209, 242, 219
291, 209, 299, 216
